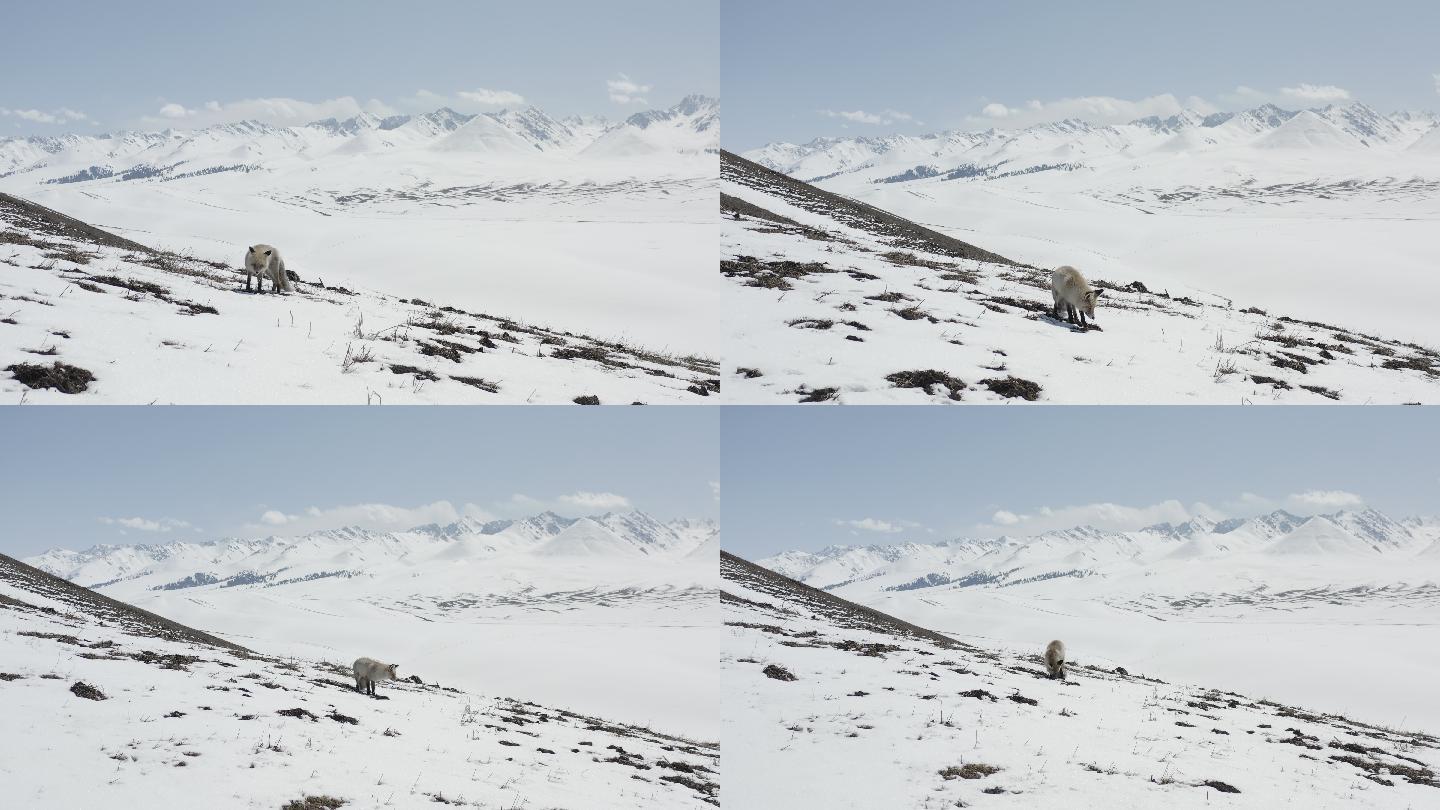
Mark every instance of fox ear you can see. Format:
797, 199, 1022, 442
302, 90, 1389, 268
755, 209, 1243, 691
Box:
264, 249, 272, 255
1093, 290, 1103, 298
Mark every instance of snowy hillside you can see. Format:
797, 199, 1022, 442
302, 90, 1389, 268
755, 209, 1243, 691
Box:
741, 101, 1440, 348
1, 192, 719, 403
722, 551, 1440, 809
25, 510, 720, 737
751, 507, 1440, 732
720, 150, 1440, 403
0, 552, 719, 809
0, 97, 720, 349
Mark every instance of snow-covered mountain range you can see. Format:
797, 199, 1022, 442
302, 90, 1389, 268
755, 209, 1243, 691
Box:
761, 507, 1438, 592
746, 102, 1438, 183
0, 95, 720, 182
25, 509, 720, 736
31, 509, 717, 589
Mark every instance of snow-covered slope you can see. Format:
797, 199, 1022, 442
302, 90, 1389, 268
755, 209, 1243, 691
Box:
0, 98, 720, 350
722, 551, 1440, 809
719, 150, 1440, 403
0, 192, 718, 403
741, 102, 1440, 348
0, 552, 718, 809
750, 508, 1440, 733
24, 511, 721, 737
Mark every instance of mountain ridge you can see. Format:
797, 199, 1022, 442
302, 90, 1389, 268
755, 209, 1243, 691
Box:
758, 507, 1439, 588
0, 96, 721, 183
745, 101, 1440, 182
27, 508, 719, 590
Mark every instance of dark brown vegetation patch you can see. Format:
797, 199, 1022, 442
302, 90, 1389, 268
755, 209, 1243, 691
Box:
388, 364, 439, 381
885, 369, 964, 400
762, 664, 797, 682
573, 394, 601, 405
882, 251, 953, 270
449, 375, 499, 394
722, 256, 836, 291
797, 386, 838, 403
281, 798, 346, 810
939, 763, 1002, 780
7, 361, 95, 393
1250, 375, 1292, 391
786, 318, 834, 330
889, 305, 933, 321
69, 681, 106, 701
865, 290, 911, 303
980, 376, 1042, 401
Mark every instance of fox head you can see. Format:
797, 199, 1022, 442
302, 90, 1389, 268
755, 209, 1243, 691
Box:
1081, 289, 1103, 318
387, 663, 399, 679
245, 245, 273, 268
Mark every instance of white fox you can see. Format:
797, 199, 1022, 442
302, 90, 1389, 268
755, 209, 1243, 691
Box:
353, 657, 400, 696
1050, 266, 1102, 329
1045, 639, 1066, 680
244, 244, 292, 294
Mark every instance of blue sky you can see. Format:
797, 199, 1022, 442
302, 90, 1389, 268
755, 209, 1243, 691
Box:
2, 0, 717, 136
721, 407, 1440, 559
0, 407, 718, 557
722, 0, 1440, 150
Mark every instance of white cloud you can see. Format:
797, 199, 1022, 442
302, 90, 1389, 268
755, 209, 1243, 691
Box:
835, 518, 909, 534
991, 510, 1021, 525
398, 87, 527, 113
1285, 489, 1364, 509
1279, 83, 1351, 103
975, 489, 1371, 537
968, 83, 1363, 131
139, 96, 397, 128
507, 493, 545, 510
1, 106, 92, 125
457, 87, 525, 106
819, 108, 919, 126
557, 491, 632, 511
259, 510, 290, 526
1222, 83, 1354, 108
99, 516, 197, 533
245, 500, 491, 535
974, 499, 1216, 536
969, 93, 1217, 129
607, 74, 652, 105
